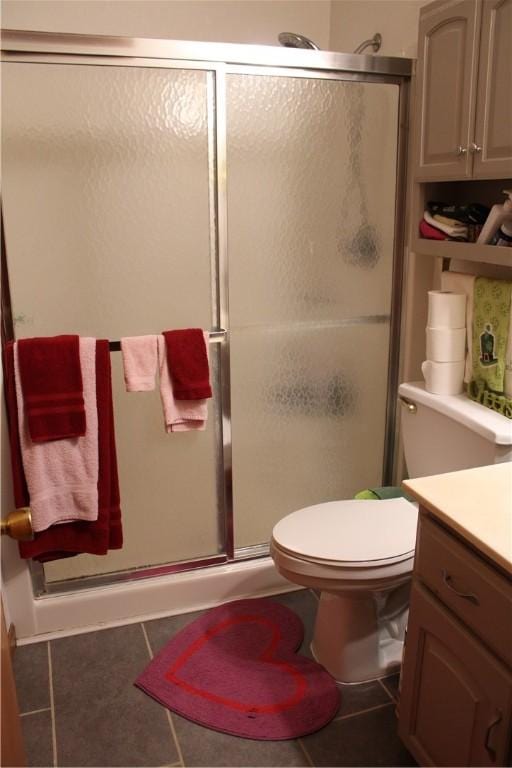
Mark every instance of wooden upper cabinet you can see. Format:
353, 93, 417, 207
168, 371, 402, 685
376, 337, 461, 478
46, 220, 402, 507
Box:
414, 0, 480, 180
414, 0, 512, 181
472, 0, 512, 179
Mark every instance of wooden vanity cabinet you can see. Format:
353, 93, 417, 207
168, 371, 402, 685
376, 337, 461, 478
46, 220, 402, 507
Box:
414, 0, 512, 181
398, 513, 512, 766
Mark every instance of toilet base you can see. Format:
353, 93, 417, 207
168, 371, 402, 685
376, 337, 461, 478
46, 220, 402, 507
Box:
311, 585, 410, 684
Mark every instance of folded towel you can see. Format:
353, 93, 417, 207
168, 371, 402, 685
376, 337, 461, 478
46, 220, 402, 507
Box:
3, 340, 123, 561
424, 211, 467, 238
14, 338, 98, 532
427, 201, 489, 225
470, 277, 512, 396
440, 271, 476, 384
158, 334, 208, 432
505, 303, 512, 399
419, 219, 448, 241
17, 335, 85, 442
162, 328, 212, 400
121, 335, 158, 392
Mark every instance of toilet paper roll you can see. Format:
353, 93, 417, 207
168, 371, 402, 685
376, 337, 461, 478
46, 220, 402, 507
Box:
427, 291, 466, 329
421, 359, 465, 395
426, 326, 466, 362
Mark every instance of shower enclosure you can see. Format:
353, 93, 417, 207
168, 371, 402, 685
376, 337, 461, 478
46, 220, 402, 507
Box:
1, 31, 411, 598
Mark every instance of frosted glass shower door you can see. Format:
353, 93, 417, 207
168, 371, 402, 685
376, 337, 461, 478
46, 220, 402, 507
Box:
2, 62, 220, 583
226, 74, 400, 549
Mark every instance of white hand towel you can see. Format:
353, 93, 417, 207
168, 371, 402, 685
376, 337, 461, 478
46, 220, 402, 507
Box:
158, 334, 209, 432
424, 210, 467, 238
14, 337, 99, 532
440, 271, 476, 384
121, 335, 158, 391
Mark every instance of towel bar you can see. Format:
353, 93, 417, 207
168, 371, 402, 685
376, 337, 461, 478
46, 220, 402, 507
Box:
108, 329, 227, 352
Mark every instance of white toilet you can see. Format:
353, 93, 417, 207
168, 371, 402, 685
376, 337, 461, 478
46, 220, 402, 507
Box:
271, 381, 512, 684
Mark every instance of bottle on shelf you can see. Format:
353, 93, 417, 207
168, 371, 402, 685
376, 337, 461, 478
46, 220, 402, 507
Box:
477, 190, 512, 245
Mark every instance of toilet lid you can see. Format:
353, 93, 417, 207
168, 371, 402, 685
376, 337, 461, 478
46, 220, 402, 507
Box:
272, 498, 418, 565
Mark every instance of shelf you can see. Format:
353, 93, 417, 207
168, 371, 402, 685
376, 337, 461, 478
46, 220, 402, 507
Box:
412, 238, 512, 267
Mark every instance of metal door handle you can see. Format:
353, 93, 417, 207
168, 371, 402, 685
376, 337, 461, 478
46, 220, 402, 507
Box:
469, 142, 482, 153
441, 569, 479, 605
485, 710, 503, 760
456, 145, 467, 156
0, 507, 33, 540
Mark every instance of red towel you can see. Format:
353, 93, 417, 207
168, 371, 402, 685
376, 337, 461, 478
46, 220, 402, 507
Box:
419, 219, 447, 241
3, 340, 122, 562
162, 329, 212, 400
17, 335, 86, 442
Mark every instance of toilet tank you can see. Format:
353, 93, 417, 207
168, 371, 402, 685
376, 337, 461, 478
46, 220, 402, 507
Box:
398, 382, 512, 479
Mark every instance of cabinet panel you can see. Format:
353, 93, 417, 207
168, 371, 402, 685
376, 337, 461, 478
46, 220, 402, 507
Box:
414, 0, 479, 181
399, 583, 512, 767
472, 0, 512, 179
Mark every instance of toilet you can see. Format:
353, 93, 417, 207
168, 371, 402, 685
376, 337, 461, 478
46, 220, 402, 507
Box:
271, 381, 512, 684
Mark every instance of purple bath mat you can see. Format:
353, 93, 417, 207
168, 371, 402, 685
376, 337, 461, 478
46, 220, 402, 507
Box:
135, 598, 340, 740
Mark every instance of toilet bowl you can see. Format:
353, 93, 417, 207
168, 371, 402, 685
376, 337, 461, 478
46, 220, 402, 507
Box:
271, 497, 418, 684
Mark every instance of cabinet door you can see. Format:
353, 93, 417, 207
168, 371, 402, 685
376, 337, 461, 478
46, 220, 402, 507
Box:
399, 582, 512, 767
472, 0, 512, 179
414, 0, 480, 180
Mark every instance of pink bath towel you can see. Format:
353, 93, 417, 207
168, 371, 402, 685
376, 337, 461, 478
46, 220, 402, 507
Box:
121, 335, 158, 392
14, 337, 99, 533
158, 334, 209, 432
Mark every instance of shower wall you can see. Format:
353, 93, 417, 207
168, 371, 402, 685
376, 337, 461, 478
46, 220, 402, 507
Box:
2, 53, 403, 590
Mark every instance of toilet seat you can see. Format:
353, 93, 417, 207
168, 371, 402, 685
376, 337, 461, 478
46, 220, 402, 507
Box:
272, 498, 418, 568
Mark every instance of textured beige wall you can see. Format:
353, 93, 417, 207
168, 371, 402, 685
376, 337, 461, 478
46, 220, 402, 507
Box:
330, 0, 428, 57
1, 0, 331, 47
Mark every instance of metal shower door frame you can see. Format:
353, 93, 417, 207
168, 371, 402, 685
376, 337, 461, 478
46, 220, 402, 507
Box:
1, 31, 411, 596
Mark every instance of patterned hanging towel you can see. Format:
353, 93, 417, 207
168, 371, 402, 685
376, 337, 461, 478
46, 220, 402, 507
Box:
469, 277, 512, 419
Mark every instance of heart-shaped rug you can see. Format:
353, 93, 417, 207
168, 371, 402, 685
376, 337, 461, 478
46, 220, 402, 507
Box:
135, 598, 340, 740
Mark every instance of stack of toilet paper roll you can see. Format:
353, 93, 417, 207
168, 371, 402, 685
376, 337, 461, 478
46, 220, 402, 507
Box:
422, 291, 467, 395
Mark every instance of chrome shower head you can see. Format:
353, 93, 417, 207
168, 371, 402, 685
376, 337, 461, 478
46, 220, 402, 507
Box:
278, 32, 320, 50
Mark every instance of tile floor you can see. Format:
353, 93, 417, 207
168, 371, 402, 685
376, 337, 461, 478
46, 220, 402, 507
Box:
14, 590, 415, 767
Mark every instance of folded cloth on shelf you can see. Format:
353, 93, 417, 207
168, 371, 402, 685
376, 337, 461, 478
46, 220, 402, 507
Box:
427, 201, 489, 225
158, 334, 208, 432
470, 277, 512, 400
162, 328, 212, 400
3, 340, 123, 561
423, 210, 468, 239
440, 271, 476, 384
419, 219, 448, 241
17, 334, 85, 442
121, 335, 158, 392
14, 337, 99, 532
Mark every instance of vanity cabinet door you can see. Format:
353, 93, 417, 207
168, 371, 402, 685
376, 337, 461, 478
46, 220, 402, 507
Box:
471, 0, 512, 179
399, 583, 512, 767
414, 0, 480, 181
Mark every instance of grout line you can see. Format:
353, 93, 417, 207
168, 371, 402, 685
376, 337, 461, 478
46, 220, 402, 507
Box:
333, 701, 393, 722
378, 677, 398, 703
141, 623, 185, 768
47, 642, 58, 767
20, 707, 52, 717
297, 738, 315, 767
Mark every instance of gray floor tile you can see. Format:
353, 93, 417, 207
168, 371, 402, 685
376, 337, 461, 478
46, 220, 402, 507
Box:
20, 710, 53, 768
172, 712, 310, 767
380, 673, 400, 701
51, 624, 179, 767
301, 704, 415, 767
13, 642, 50, 713
144, 609, 204, 655
270, 590, 318, 659
336, 680, 391, 718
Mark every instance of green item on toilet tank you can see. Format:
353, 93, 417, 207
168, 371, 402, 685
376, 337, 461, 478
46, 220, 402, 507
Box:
354, 486, 413, 502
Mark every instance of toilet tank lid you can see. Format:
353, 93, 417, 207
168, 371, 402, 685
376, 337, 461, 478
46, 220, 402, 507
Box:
399, 382, 512, 446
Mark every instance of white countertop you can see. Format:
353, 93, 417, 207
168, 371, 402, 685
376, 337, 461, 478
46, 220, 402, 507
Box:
403, 463, 512, 576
